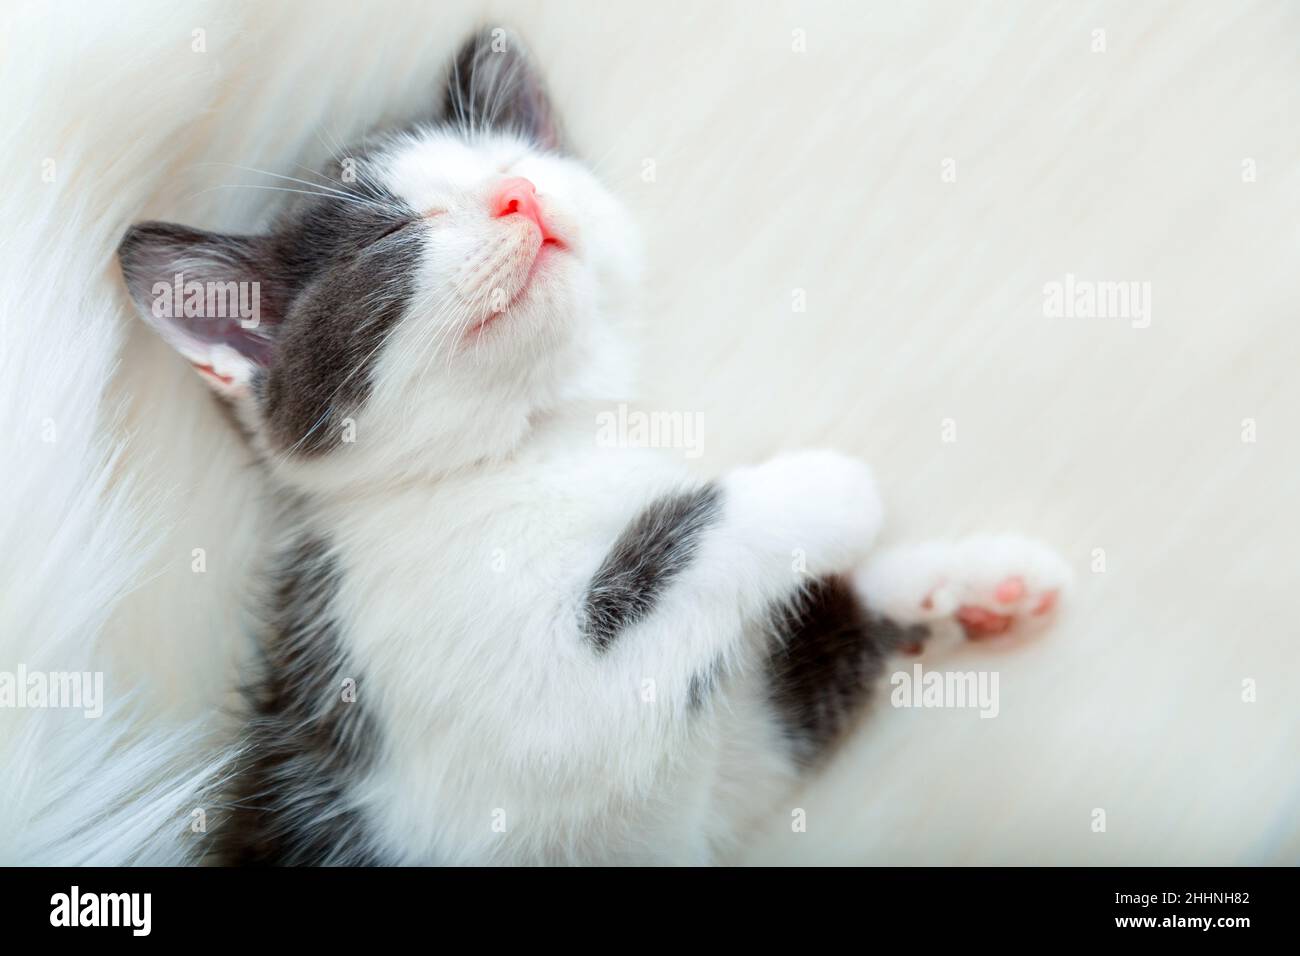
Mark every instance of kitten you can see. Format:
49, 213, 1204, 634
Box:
118, 29, 1071, 865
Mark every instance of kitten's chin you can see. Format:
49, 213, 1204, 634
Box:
463, 244, 572, 343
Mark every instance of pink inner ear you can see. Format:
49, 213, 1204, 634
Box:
194, 362, 235, 387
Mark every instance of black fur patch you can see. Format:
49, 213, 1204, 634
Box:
766, 576, 928, 766
582, 485, 722, 652
257, 175, 423, 455
217, 533, 385, 865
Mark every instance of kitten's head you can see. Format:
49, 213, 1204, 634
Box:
119, 29, 639, 491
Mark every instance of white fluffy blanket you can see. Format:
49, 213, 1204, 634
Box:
1, 0, 1295, 863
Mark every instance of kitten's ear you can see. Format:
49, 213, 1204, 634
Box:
441, 28, 563, 150
117, 222, 280, 399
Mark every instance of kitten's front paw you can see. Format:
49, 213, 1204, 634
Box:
728, 450, 882, 571
855, 535, 1072, 641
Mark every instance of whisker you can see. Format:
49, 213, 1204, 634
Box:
187, 183, 392, 212
194, 163, 366, 204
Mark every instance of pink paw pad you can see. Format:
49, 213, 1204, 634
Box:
994, 576, 1025, 604
956, 604, 1014, 639
958, 585, 1061, 640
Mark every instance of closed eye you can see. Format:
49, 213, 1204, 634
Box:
373, 218, 420, 243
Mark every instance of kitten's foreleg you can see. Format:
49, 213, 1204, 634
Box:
765, 534, 1073, 763
578, 450, 883, 707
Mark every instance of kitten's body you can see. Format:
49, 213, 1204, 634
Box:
118, 31, 1070, 865
226, 414, 866, 864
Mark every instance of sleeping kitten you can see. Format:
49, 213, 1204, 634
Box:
118, 29, 1071, 865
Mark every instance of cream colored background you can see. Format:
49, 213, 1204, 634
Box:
2, 1, 1296, 862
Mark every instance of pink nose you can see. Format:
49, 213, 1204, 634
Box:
491, 177, 546, 230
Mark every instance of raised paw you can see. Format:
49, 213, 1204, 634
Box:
854, 535, 1072, 644
726, 449, 883, 573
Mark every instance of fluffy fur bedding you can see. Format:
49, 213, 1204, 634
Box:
0, 0, 1295, 863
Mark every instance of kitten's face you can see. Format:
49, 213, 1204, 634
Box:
120, 31, 639, 490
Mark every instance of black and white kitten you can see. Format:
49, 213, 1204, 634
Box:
118, 30, 1070, 865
